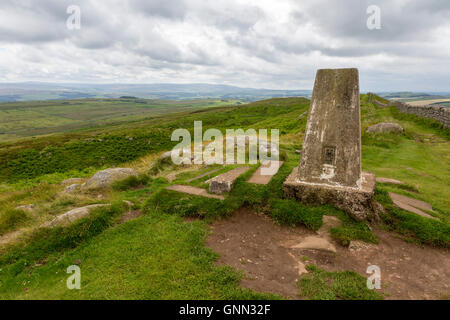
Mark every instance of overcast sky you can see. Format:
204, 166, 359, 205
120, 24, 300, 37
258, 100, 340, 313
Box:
0, 0, 449, 91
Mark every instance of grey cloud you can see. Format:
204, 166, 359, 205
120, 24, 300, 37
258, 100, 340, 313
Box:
129, 0, 187, 19
0, 0, 449, 91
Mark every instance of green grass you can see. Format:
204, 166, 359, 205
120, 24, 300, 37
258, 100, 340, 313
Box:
0, 94, 448, 299
0, 98, 242, 142
0, 97, 308, 182
111, 174, 151, 191
146, 150, 378, 246
298, 265, 383, 300
0, 209, 278, 299
0, 203, 126, 267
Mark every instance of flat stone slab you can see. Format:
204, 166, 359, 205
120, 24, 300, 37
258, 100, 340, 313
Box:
209, 167, 249, 194
282, 215, 342, 253
247, 161, 284, 185
284, 167, 378, 221
376, 177, 403, 185
166, 184, 225, 200
389, 192, 433, 212
291, 236, 337, 253
389, 192, 438, 220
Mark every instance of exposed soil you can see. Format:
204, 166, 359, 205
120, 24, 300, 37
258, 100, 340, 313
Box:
206, 207, 450, 300
120, 209, 142, 223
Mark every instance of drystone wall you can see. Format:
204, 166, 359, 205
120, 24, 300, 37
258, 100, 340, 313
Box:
392, 101, 450, 128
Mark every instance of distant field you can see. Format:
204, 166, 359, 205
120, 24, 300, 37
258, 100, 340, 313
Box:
0, 98, 243, 142
436, 101, 450, 107
406, 99, 450, 106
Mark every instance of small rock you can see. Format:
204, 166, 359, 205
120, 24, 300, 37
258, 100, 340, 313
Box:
64, 184, 80, 193
366, 122, 404, 134
295, 150, 302, 154
15, 204, 35, 212
74, 259, 82, 265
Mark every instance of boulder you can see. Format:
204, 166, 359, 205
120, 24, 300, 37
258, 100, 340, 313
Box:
81, 168, 138, 190
42, 204, 110, 228
366, 122, 404, 134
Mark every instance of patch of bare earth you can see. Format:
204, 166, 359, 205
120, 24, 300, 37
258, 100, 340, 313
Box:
206, 207, 450, 300
120, 209, 142, 223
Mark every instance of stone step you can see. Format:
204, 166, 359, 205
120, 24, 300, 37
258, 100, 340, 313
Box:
166, 184, 225, 200
389, 192, 433, 211
247, 161, 284, 185
209, 167, 250, 194
389, 192, 438, 221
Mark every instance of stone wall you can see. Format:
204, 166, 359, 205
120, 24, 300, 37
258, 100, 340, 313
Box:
392, 101, 450, 128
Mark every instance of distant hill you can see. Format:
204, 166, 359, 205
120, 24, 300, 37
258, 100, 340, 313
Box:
0, 82, 311, 102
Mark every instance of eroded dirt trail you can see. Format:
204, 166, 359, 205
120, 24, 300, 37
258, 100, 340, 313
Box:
206, 207, 450, 300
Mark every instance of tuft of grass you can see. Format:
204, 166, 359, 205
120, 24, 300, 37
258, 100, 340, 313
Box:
298, 265, 383, 300
270, 199, 323, 231
111, 174, 151, 191
0, 209, 31, 236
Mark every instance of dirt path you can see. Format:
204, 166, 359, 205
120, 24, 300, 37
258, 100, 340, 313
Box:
206, 207, 450, 300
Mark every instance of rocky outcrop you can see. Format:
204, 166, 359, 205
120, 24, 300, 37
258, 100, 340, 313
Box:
366, 122, 404, 134
42, 204, 110, 228
81, 168, 138, 190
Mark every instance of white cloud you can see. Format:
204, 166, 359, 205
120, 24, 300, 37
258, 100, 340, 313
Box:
0, 0, 449, 91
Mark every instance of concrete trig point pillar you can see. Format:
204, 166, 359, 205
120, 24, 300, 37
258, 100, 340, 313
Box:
283, 68, 377, 221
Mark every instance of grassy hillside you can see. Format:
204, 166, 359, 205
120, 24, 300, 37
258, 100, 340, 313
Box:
0, 95, 448, 299
0, 98, 242, 142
